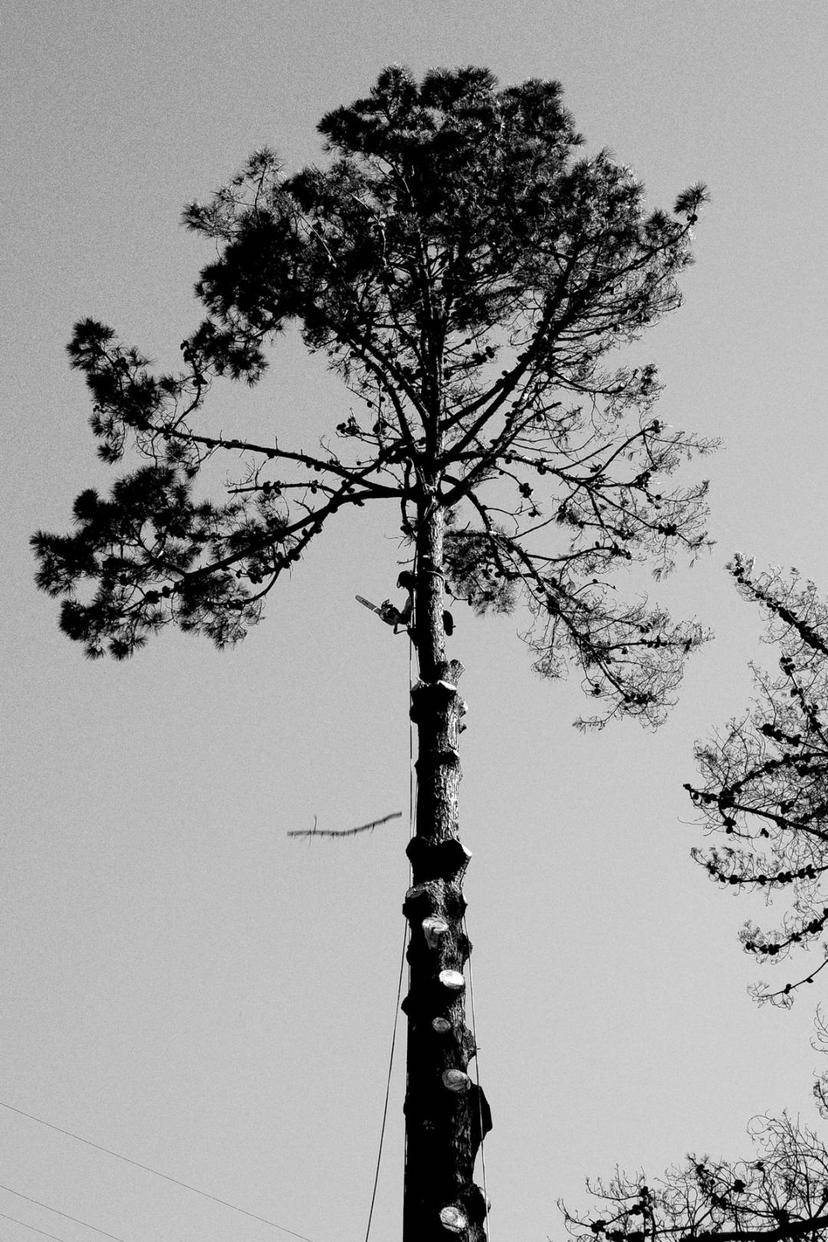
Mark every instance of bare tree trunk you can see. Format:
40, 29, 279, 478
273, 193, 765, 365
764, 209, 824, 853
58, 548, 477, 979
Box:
402, 494, 490, 1242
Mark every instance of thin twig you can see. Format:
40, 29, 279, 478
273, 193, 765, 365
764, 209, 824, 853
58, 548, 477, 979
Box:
288, 811, 402, 839
758, 950, 828, 1003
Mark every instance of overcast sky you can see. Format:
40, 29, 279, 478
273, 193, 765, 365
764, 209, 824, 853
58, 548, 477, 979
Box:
3, 3, 828, 1241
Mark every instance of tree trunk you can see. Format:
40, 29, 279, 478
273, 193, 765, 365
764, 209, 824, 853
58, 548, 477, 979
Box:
402, 495, 490, 1242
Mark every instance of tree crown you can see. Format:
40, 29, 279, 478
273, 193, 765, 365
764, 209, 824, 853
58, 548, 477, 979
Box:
33, 65, 713, 726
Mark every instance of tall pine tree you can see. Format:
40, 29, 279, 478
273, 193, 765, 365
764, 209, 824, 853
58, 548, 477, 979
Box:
34, 66, 712, 1242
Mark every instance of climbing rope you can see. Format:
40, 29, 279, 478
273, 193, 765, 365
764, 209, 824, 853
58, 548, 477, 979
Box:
465, 913, 491, 1242
364, 556, 418, 1242
363, 920, 408, 1242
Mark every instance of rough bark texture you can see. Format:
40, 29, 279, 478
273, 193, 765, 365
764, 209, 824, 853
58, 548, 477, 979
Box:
402, 499, 490, 1242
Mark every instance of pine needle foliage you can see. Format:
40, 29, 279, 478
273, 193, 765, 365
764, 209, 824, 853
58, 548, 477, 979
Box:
564, 1114, 828, 1242
34, 65, 713, 726
686, 558, 828, 1005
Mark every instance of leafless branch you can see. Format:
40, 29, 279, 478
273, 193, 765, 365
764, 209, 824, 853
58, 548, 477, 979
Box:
288, 811, 403, 839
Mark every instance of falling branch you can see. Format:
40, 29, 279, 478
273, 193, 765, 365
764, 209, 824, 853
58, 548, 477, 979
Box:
288, 811, 403, 840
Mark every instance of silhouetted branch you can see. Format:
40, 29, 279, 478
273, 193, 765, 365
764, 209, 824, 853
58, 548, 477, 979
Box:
288, 811, 402, 839
686, 558, 828, 1004
563, 1114, 828, 1242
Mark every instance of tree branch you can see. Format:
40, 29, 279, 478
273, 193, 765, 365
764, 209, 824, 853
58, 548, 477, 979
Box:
287, 811, 402, 839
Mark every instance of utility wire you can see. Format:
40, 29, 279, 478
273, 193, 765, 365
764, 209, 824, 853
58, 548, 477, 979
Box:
0, 1099, 315, 1242
0, 1182, 125, 1242
5, 568, 425, 1242
0, 1207, 72, 1242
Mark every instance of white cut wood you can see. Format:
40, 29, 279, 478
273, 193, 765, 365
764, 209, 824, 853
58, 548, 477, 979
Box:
438, 968, 465, 991
422, 916, 449, 947
439, 1206, 468, 1233
442, 1069, 471, 1092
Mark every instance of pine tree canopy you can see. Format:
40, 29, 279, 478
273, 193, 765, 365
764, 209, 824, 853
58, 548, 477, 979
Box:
33, 64, 714, 727
687, 558, 828, 1004
564, 1113, 828, 1242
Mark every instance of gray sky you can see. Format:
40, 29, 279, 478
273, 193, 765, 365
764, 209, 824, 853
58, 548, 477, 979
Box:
3, 2, 828, 1240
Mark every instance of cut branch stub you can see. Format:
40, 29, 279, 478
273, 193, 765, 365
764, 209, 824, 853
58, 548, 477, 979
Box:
409, 673, 463, 722
439, 968, 466, 992
440, 1206, 468, 1235
423, 916, 450, 947
407, 836, 472, 881
402, 881, 467, 924
403, 881, 443, 922
442, 1068, 472, 1092
400, 969, 470, 1023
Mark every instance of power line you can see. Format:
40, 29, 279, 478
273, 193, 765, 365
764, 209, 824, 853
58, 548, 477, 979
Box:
0, 1208, 71, 1242
0, 1099, 316, 1242
0, 1182, 125, 1242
